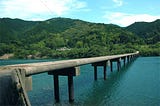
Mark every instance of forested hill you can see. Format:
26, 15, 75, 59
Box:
126, 19, 160, 44
0, 18, 159, 59
0, 18, 38, 43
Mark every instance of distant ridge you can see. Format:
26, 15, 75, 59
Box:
0, 17, 159, 58
126, 19, 160, 44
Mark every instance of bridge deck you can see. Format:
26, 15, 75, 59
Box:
0, 52, 139, 76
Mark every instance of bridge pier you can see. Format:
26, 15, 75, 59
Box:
110, 60, 113, 72
127, 56, 130, 63
53, 74, 60, 102
130, 55, 133, 61
103, 64, 107, 80
92, 61, 107, 80
122, 57, 126, 66
48, 67, 80, 103
93, 66, 97, 80
68, 75, 74, 102
131, 55, 136, 61
117, 59, 121, 71
110, 58, 121, 72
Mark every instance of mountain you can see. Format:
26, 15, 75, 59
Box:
126, 19, 160, 44
0, 18, 38, 43
25, 18, 140, 45
22, 18, 82, 44
0, 17, 159, 58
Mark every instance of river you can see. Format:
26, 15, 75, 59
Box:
0, 57, 160, 106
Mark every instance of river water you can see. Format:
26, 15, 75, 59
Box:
0, 57, 160, 106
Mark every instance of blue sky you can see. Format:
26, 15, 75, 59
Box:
0, 0, 160, 26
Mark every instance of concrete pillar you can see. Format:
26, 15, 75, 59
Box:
110, 61, 113, 72
123, 57, 126, 66
68, 75, 74, 102
0, 69, 32, 106
127, 56, 130, 63
0, 75, 18, 105
92, 61, 107, 80
48, 67, 80, 103
117, 59, 121, 71
103, 65, 107, 80
94, 66, 97, 80
53, 74, 60, 102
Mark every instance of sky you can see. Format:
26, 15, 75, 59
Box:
0, 0, 160, 27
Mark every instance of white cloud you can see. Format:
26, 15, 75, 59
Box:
112, 0, 123, 7
103, 12, 160, 26
0, 0, 87, 20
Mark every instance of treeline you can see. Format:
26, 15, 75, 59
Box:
0, 18, 159, 59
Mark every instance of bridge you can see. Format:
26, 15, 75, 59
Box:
0, 51, 139, 106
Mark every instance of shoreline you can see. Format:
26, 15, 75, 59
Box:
0, 54, 14, 60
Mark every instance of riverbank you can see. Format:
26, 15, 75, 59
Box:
0, 54, 14, 60
0, 47, 159, 60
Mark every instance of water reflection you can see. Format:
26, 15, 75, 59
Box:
82, 61, 135, 106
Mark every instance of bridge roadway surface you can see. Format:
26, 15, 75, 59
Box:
0, 52, 139, 76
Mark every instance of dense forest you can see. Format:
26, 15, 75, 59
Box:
0, 17, 159, 59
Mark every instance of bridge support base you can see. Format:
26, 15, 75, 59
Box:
48, 67, 80, 103
92, 61, 107, 80
110, 58, 121, 72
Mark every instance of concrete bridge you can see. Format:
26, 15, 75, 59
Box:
0, 51, 139, 106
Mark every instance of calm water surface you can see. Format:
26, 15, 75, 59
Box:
0, 57, 160, 106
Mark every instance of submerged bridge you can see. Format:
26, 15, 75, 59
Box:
0, 51, 139, 106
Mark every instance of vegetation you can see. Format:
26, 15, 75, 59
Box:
0, 17, 159, 59
126, 19, 160, 44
